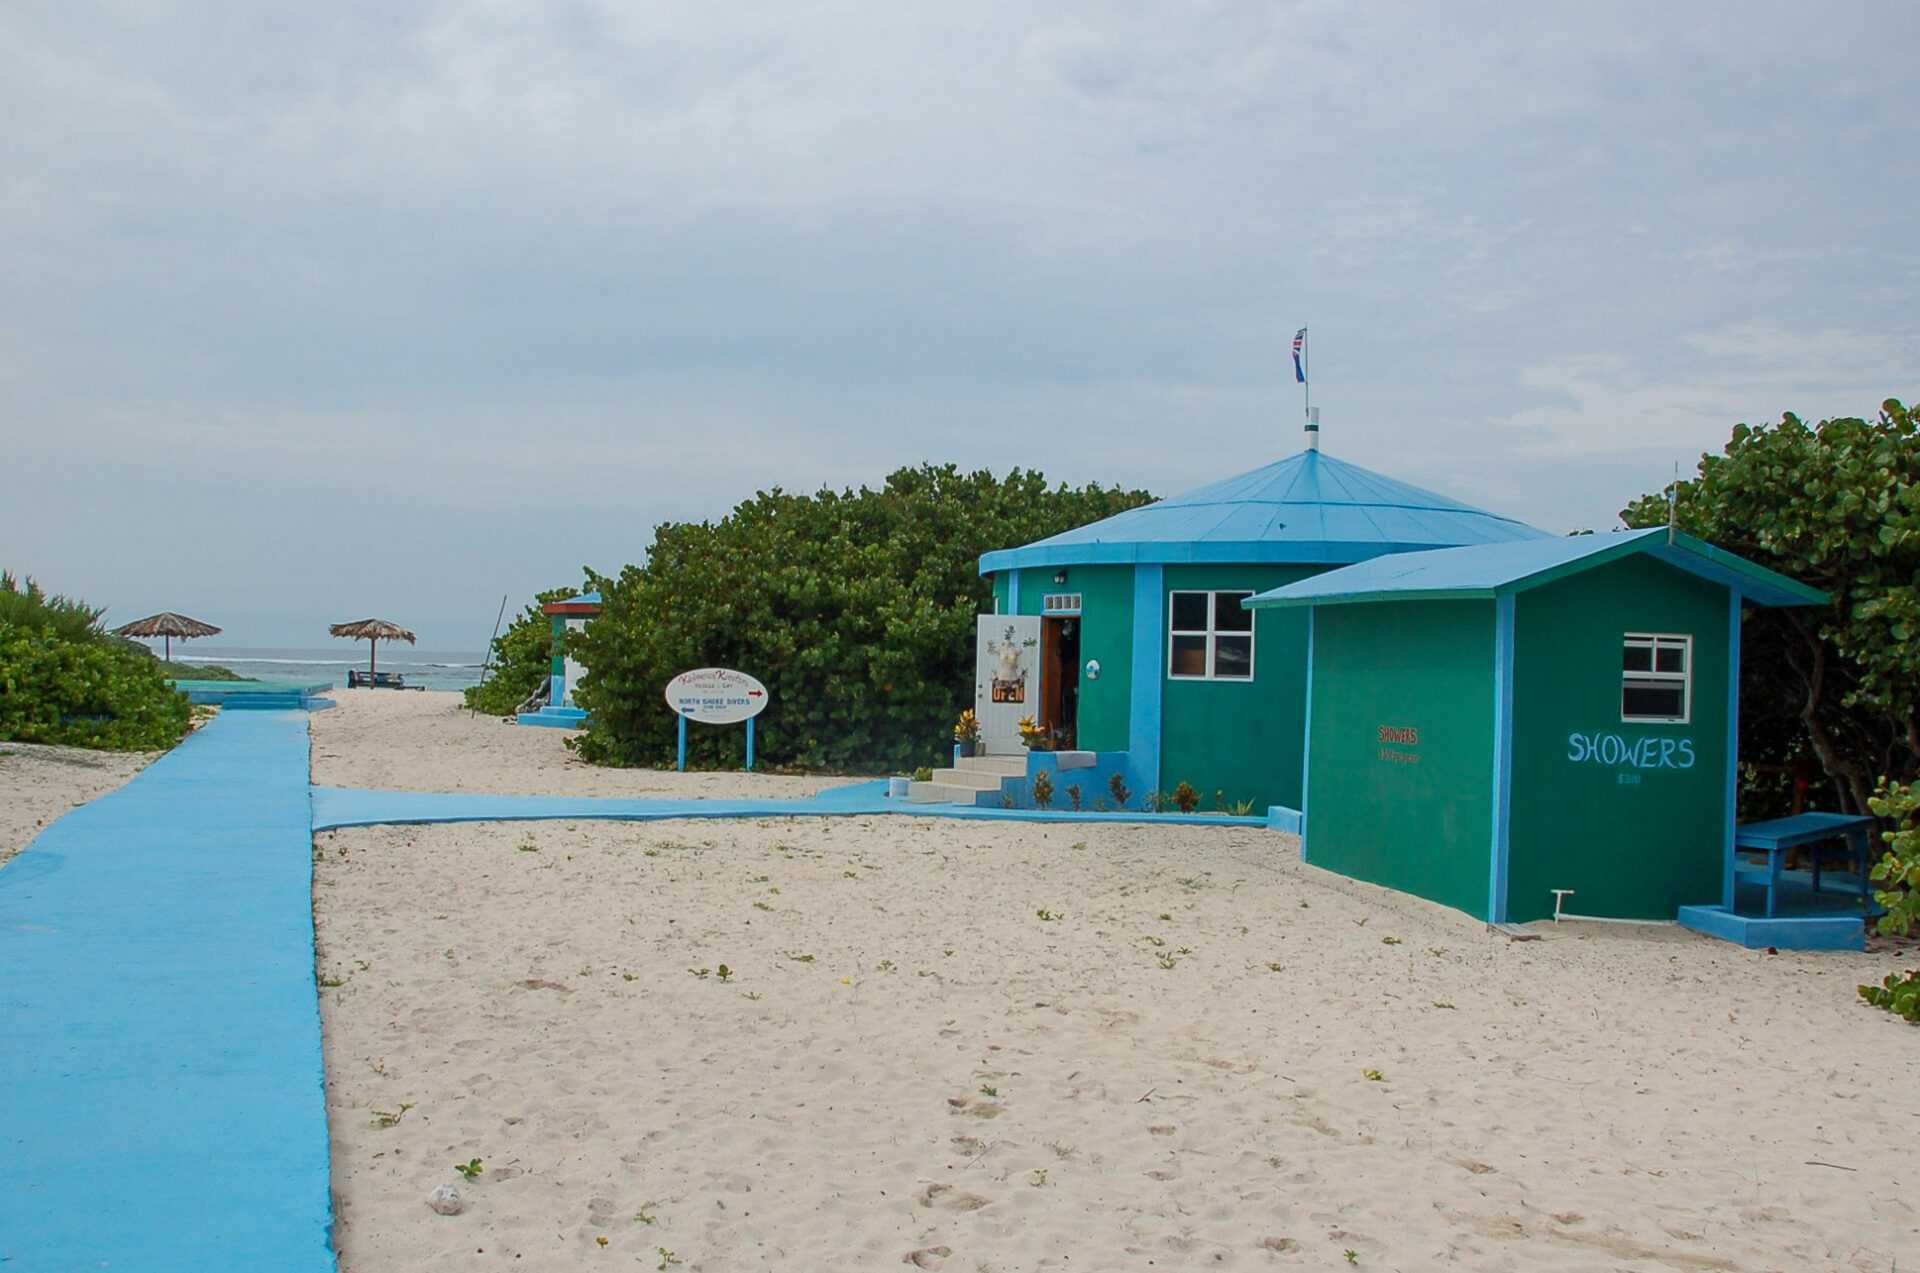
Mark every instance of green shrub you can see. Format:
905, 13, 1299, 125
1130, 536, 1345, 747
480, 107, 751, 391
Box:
1858, 780, 1920, 1024
464, 586, 587, 716
0, 572, 106, 645
572, 465, 1152, 772
0, 622, 191, 750
1172, 781, 1200, 814
160, 661, 254, 683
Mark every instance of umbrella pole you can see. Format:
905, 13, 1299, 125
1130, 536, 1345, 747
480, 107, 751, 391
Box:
164, 636, 171, 662
370, 639, 377, 676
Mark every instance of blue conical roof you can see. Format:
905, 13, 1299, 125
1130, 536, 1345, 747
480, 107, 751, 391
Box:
979, 450, 1549, 572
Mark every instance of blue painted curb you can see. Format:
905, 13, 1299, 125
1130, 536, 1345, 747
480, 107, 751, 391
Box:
310, 781, 1269, 832
0, 711, 334, 1272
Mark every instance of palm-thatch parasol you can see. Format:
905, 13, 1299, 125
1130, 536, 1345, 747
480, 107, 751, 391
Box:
328, 618, 417, 675
112, 612, 221, 662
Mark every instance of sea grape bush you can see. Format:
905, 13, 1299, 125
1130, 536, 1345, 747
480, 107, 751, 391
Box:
0, 573, 190, 750
1859, 780, 1920, 1024
571, 464, 1152, 772
1622, 400, 1920, 818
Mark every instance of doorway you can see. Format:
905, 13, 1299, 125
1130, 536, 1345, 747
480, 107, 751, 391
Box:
1040, 616, 1080, 749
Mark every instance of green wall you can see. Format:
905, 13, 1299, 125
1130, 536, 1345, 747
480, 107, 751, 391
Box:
1304, 601, 1497, 919
1505, 556, 1730, 921
1159, 564, 1322, 810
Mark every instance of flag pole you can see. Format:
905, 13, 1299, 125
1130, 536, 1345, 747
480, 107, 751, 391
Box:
1293, 325, 1318, 450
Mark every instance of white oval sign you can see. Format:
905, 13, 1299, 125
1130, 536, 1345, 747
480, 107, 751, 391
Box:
664, 667, 769, 724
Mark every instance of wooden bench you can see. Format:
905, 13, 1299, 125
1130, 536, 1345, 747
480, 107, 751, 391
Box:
347, 669, 417, 690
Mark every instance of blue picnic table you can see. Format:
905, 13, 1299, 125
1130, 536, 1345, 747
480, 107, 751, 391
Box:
1732, 812, 1878, 918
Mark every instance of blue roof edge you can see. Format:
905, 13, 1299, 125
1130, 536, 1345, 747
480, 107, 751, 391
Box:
979, 540, 1478, 574
1245, 529, 1828, 610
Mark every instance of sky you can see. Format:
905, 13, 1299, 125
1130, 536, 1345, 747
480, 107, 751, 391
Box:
4, 1, 1916, 650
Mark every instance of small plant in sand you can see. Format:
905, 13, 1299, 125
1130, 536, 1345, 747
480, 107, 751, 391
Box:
1030, 769, 1054, 809
1381, 937, 1401, 946
716, 964, 732, 982
1157, 950, 1178, 970
1172, 781, 1200, 813
1035, 908, 1061, 922
634, 1205, 658, 1225
1108, 772, 1131, 808
1363, 1069, 1384, 1082
688, 968, 710, 979
371, 1103, 413, 1128
656, 1247, 682, 1270
979, 1084, 998, 1097
1028, 1169, 1048, 1187
753, 901, 771, 911
1344, 1249, 1359, 1265
454, 1158, 483, 1181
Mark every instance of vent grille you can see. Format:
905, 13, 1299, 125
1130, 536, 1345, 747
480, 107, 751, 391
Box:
1041, 593, 1082, 615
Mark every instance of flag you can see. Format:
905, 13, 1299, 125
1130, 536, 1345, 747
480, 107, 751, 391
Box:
1291, 328, 1307, 383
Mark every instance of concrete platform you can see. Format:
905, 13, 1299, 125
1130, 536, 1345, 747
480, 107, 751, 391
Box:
1678, 871, 1881, 950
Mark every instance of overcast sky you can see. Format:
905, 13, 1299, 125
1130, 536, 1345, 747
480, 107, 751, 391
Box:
4, 1, 1916, 649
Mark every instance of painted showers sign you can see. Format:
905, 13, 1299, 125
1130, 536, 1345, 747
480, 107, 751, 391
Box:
1566, 730, 1694, 785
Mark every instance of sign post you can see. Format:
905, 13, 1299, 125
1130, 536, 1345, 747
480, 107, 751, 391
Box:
663, 668, 770, 772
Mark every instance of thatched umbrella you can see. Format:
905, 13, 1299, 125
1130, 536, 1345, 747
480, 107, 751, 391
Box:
113, 612, 221, 662
328, 618, 416, 676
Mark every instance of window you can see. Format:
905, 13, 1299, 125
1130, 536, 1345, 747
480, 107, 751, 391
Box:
1042, 593, 1082, 615
1622, 633, 1691, 723
1168, 591, 1254, 680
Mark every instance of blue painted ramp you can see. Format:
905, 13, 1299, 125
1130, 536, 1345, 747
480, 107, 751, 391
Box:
0, 711, 333, 1272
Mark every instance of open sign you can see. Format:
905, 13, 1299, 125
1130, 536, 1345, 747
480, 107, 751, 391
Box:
663, 668, 770, 724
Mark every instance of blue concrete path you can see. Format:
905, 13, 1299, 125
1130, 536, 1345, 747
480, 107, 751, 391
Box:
311, 780, 1268, 832
0, 710, 333, 1272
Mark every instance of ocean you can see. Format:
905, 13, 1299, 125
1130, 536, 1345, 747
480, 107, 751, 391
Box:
167, 646, 489, 692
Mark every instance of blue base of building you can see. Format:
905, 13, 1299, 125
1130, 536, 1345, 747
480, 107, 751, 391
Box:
1677, 904, 1866, 951
176, 681, 332, 711
517, 707, 589, 728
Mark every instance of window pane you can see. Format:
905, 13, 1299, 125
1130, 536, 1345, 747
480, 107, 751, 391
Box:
1214, 635, 1253, 678
1623, 682, 1686, 719
1170, 592, 1208, 631
1622, 643, 1653, 672
1655, 644, 1687, 674
1214, 592, 1254, 632
1170, 635, 1208, 676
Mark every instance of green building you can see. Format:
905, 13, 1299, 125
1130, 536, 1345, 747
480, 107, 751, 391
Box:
1247, 530, 1826, 924
971, 443, 1547, 810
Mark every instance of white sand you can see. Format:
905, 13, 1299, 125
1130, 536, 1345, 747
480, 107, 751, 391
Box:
0, 739, 160, 866
311, 690, 859, 800
312, 693, 1920, 1271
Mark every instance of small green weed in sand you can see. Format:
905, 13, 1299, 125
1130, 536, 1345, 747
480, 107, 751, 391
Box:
1344, 1249, 1359, 1265
1381, 937, 1401, 946
454, 1158, 483, 1181
371, 1103, 413, 1128
787, 953, 814, 963
688, 968, 710, 980
978, 1085, 997, 1097
634, 1205, 658, 1225
656, 1247, 682, 1269
753, 901, 772, 911
1035, 909, 1061, 922
716, 965, 732, 982
1363, 1069, 1384, 1082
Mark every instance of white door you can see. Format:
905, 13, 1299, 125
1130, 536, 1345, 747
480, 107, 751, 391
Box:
975, 615, 1040, 755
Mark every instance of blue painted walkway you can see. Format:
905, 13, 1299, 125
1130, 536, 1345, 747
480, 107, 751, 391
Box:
0, 711, 333, 1272
311, 781, 1268, 832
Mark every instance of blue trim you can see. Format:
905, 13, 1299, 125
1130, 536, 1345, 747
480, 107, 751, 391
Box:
980, 539, 1516, 572
677, 713, 687, 772
1724, 592, 1742, 908
1127, 564, 1164, 800
1006, 570, 1022, 615
1488, 595, 1516, 923
1300, 606, 1315, 862
746, 717, 755, 772
1677, 904, 1865, 951
550, 673, 565, 705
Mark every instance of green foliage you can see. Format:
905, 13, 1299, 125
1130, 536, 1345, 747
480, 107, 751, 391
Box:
1866, 781, 1920, 937
162, 662, 255, 683
1030, 768, 1054, 809
464, 585, 587, 715
0, 571, 191, 750
0, 572, 106, 645
1622, 401, 1920, 816
1172, 780, 1200, 813
571, 465, 1152, 771
1108, 772, 1132, 808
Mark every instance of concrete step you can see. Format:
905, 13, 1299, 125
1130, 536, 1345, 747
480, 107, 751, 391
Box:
905, 781, 994, 805
929, 767, 1011, 793
953, 754, 1028, 776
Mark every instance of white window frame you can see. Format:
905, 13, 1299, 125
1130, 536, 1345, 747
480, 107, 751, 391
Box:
1621, 632, 1692, 724
1167, 590, 1256, 681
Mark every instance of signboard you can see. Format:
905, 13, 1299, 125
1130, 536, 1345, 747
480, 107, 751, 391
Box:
664, 668, 769, 724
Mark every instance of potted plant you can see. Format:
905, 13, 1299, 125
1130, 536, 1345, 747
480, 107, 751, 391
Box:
1017, 714, 1051, 751
954, 708, 981, 756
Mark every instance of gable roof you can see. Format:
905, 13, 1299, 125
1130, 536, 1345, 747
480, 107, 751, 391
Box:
1244, 529, 1828, 610
978, 449, 1549, 573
